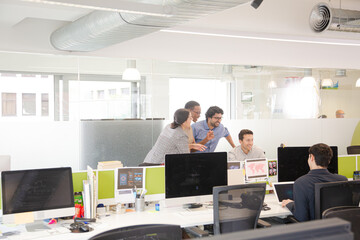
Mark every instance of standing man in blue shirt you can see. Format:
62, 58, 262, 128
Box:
192, 106, 236, 152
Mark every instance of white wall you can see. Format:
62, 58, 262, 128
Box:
216, 118, 360, 159
0, 122, 79, 170
0, 119, 358, 171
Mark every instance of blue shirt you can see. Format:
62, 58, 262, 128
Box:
191, 120, 230, 152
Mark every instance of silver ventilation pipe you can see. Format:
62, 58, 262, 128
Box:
50, 0, 253, 52
310, 3, 360, 33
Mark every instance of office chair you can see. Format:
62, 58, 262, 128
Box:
314, 181, 360, 220
347, 145, 360, 155
323, 206, 360, 240
213, 183, 266, 235
89, 224, 182, 240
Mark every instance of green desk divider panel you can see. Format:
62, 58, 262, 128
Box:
72, 172, 88, 192
98, 170, 115, 199
338, 156, 356, 178
145, 167, 165, 195
351, 121, 360, 145
357, 156, 360, 171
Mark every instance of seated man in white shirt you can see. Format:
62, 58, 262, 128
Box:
228, 129, 265, 162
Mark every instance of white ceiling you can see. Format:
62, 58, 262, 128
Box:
1, 0, 360, 69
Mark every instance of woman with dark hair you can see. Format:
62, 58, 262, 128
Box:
143, 108, 206, 164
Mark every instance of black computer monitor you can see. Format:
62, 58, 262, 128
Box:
165, 152, 227, 208
314, 180, 360, 219
277, 146, 338, 182
1, 167, 75, 224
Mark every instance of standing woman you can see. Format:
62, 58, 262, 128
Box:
143, 108, 205, 164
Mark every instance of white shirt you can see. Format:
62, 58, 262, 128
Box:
228, 145, 265, 162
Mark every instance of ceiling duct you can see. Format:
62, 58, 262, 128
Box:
50, 0, 252, 52
310, 3, 360, 33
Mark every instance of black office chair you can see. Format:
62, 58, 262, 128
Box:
213, 183, 266, 235
89, 224, 182, 240
314, 181, 360, 219
347, 145, 360, 155
323, 206, 360, 240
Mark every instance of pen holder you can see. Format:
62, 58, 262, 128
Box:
135, 198, 145, 212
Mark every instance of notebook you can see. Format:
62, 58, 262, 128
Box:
273, 181, 294, 204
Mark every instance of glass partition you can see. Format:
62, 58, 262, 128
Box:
0, 51, 359, 170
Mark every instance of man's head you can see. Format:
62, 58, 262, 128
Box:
205, 106, 224, 128
336, 109, 345, 118
308, 143, 333, 169
239, 129, 254, 153
185, 101, 201, 122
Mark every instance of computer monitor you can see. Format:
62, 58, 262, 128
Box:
277, 146, 338, 182
165, 152, 227, 208
314, 180, 360, 219
114, 167, 145, 204
1, 167, 75, 225
244, 158, 268, 182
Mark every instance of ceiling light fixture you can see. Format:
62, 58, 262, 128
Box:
301, 69, 316, 87
122, 60, 140, 81
356, 78, 360, 87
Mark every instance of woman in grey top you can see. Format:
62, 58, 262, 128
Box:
143, 108, 205, 164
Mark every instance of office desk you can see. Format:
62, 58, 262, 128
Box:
5, 194, 291, 240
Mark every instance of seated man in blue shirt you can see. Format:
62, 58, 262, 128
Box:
281, 143, 347, 221
192, 106, 235, 152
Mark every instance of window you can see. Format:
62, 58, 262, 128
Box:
109, 89, 117, 97
22, 93, 36, 116
2, 93, 17, 116
97, 90, 105, 99
169, 78, 228, 120
121, 88, 130, 95
69, 80, 134, 120
41, 93, 49, 116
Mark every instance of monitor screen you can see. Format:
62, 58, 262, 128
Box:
278, 146, 338, 182
1, 167, 74, 223
114, 167, 145, 204
165, 152, 227, 199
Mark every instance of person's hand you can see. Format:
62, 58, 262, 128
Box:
206, 130, 214, 141
190, 144, 207, 152
281, 199, 293, 207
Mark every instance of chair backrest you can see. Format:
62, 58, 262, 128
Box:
323, 206, 360, 240
213, 183, 266, 235
89, 224, 182, 240
347, 145, 360, 155
314, 180, 360, 219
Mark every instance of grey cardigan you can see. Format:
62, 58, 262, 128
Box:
143, 124, 190, 164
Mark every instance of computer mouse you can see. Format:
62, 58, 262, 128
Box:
80, 225, 90, 232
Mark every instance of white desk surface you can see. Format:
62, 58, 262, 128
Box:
4, 194, 291, 240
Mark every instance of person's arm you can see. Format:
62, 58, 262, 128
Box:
287, 181, 310, 222
189, 144, 207, 152
197, 130, 214, 145
225, 134, 236, 148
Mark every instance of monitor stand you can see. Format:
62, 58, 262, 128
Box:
183, 203, 203, 209
25, 220, 50, 232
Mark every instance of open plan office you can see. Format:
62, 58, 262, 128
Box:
1, 0, 360, 239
